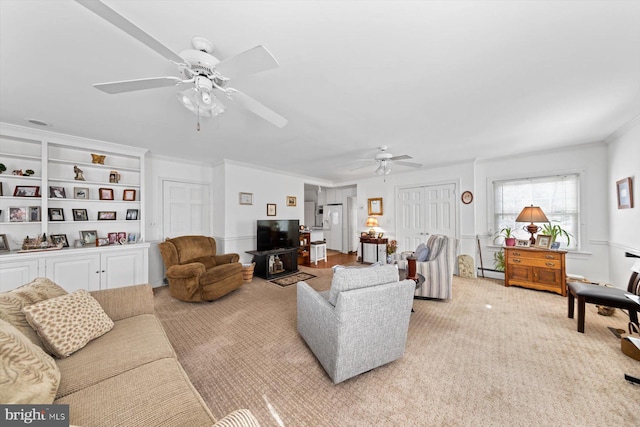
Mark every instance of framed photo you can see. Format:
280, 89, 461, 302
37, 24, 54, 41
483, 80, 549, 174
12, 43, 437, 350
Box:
74, 187, 89, 199
123, 189, 136, 201
239, 192, 253, 205
0, 181, 3, 196
535, 234, 552, 248
99, 188, 114, 200
368, 197, 383, 216
117, 232, 127, 244
9, 207, 27, 222
515, 239, 531, 248
109, 171, 121, 184
287, 196, 297, 207
267, 203, 276, 216
108, 232, 118, 245
28, 206, 41, 222
98, 211, 117, 220
0, 234, 9, 252
80, 230, 97, 245
49, 186, 66, 198
96, 237, 110, 247
126, 209, 138, 220
50, 234, 69, 248
13, 186, 40, 197
72, 208, 88, 221
616, 177, 633, 209
48, 208, 65, 221
127, 233, 138, 243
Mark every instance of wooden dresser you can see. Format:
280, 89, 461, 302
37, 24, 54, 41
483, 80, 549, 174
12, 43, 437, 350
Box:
504, 247, 567, 296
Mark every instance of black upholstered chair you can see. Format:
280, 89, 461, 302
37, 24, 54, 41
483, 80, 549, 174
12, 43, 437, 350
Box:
567, 270, 640, 333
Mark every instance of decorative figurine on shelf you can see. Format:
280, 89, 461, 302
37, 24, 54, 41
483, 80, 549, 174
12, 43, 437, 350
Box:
74, 165, 85, 181
109, 170, 120, 183
0, 163, 6, 174
24, 169, 35, 176
12, 169, 24, 176
91, 154, 106, 164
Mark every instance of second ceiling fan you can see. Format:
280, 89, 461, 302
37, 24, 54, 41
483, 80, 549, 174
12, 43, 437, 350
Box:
75, 0, 287, 128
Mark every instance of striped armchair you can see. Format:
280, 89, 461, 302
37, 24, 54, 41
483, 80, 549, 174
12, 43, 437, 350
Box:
394, 234, 458, 300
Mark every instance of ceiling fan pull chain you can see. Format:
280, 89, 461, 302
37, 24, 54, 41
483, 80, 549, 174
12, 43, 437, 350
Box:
197, 106, 201, 131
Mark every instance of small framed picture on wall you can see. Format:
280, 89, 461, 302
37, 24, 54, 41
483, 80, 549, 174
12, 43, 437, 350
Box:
267, 203, 276, 216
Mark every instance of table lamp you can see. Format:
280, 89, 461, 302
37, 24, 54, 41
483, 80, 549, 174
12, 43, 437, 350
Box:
515, 205, 549, 244
365, 217, 378, 236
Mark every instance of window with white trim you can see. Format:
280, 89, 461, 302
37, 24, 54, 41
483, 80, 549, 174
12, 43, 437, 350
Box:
493, 174, 579, 250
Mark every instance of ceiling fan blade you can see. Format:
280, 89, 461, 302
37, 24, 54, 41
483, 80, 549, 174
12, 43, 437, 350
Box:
395, 161, 422, 168
94, 76, 186, 94
349, 163, 374, 172
215, 46, 279, 79
231, 90, 288, 128
75, 0, 184, 64
389, 154, 412, 161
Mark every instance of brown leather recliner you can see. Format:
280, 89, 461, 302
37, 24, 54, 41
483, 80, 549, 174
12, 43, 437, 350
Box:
159, 235, 244, 302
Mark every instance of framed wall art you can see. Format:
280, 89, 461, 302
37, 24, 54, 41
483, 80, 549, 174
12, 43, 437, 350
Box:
616, 177, 634, 209
287, 196, 297, 207
267, 203, 276, 216
239, 192, 253, 205
368, 197, 383, 216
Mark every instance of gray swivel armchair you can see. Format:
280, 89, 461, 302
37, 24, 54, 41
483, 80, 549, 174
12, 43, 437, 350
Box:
297, 265, 415, 384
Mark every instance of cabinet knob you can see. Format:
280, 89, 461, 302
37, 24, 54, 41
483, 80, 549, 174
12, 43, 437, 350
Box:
513, 259, 521, 263
545, 255, 554, 259
95, 271, 100, 274
513, 251, 521, 256
545, 262, 555, 267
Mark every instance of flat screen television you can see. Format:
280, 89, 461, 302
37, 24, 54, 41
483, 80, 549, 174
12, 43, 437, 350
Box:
256, 219, 300, 251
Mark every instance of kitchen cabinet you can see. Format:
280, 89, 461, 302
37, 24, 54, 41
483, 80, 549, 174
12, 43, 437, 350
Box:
504, 247, 566, 296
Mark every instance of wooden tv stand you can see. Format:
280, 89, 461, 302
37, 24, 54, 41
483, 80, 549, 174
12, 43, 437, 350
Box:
504, 247, 567, 296
246, 248, 299, 280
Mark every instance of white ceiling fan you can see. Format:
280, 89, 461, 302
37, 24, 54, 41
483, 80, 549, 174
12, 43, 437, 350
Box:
75, 0, 287, 129
351, 146, 422, 176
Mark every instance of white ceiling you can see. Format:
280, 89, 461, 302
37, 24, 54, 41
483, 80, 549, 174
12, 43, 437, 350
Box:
1, 1, 639, 184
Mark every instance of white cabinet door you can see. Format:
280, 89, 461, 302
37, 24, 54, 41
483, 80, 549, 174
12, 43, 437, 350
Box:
45, 254, 101, 292
101, 248, 146, 289
0, 259, 40, 291
362, 243, 387, 264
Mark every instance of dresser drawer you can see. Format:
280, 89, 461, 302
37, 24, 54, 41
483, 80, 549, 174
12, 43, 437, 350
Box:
508, 257, 562, 270
508, 250, 562, 261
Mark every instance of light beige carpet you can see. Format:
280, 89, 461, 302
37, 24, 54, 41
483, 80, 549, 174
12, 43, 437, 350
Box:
154, 268, 640, 426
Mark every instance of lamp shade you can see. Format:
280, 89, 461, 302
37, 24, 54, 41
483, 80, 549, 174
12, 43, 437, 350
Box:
365, 217, 379, 227
515, 205, 549, 223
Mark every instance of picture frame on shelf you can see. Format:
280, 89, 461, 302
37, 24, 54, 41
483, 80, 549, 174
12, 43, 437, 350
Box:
109, 171, 121, 184
123, 189, 136, 201
127, 233, 138, 243
0, 182, 3, 196
267, 203, 276, 216
9, 207, 27, 222
108, 232, 118, 245
117, 232, 127, 244
0, 234, 9, 252
98, 211, 117, 220
287, 196, 296, 207
367, 197, 383, 216
80, 230, 97, 245
48, 208, 65, 221
99, 188, 114, 200
616, 177, 633, 209
377, 232, 384, 239
74, 187, 89, 199
13, 186, 40, 197
49, 186, 66, 198
535, 234, 552, 248
239, 192, 253, 205
28, 206, 40, 222
515, 239, 531, 248
126, 209, 138, 220
50, 234, 69, 248
72, 208, 88, 221
96, 237, 110, 247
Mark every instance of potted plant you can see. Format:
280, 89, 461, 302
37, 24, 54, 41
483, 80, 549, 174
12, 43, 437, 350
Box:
494, 226, 516, 247
494, 249, 505, 272
0, 163, 6, 174
541, 222, 573, 247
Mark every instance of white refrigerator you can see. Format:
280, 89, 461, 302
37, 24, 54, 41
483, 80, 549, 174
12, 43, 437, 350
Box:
323, 204, 343, 251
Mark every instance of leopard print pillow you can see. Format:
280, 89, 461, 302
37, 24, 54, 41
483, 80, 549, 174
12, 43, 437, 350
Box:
22, 289, 114, 358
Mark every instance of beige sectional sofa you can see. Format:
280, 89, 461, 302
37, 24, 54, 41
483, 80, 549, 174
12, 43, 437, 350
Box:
0, 279, 259, 427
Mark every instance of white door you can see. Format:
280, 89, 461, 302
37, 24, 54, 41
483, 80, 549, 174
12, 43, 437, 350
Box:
326, 205, 343, 251
162, 180, 210, 238
396, 183, 456, 252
